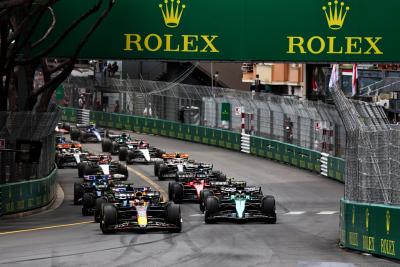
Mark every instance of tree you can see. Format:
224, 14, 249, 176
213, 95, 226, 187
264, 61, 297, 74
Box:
0, 0, 116, 112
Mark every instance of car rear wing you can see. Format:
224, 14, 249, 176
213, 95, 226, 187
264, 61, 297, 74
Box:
162, 153, 189, 159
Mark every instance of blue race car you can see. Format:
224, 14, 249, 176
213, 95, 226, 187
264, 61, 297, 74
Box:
70, 124, 105, 143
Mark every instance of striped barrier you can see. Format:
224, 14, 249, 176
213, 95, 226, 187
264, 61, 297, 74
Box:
241, 133, 251, 154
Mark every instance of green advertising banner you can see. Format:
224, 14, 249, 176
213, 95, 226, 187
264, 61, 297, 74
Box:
36, 0, 398, 62
341, 199, 400, 260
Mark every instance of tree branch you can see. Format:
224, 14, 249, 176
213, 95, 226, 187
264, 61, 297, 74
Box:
0, 0, 31, 10
30, 0, 115, 99
15, 0, 104, 65
32, 7, 56, 48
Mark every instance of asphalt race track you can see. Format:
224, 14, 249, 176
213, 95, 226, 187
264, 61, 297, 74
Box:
0, 132, 398, 267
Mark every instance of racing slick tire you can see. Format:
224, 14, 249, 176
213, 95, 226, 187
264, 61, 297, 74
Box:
70, 128, 80, 141
119, 147, 128, 161
62, 122, 71, 132
117, 163, 129, 180
158, 165, 168, 180
79, 131, 87, 143
95, 197, 107, 222
111, 141, 118, 154
169, 182, 184, 204
82, 193, 95, 216
126, 150, 135, 165
154, 162, 161, 176
205, 196, 219, 224
77, 162, 85, 178
212, 171, 227, 182
101, 204, 118, 234
261, 196, 277, 224
74, 183, 84, 205
200, 190, 214, 212
166, 202, 182, 233
83, 163, 96, 176
102, 138, 112, 153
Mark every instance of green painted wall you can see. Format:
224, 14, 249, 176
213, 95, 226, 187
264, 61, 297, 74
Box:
340, 199, 400, 260
0, 166, 57, 215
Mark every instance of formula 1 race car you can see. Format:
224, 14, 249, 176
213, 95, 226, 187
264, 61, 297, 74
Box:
119, 140, 165, 164
156, 157, 216, 181
74, 174, 113, 207
55, 146, 88, 168
77, 154, 128, 179
70, 124, 105, 143
154, 153, 189, 179
168, 171, 227, 204
101, 132, 133, 155
202, 185, 277, 224
99, 189, 182, 234
55, 136, 82, 148
55, 122, 71, 134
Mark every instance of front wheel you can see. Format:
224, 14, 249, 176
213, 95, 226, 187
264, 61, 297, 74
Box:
101, 204, 118, 234
166, 202, 182, 233
261, 196, 277, 224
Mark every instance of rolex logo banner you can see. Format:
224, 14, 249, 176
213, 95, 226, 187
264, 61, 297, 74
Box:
36, 0, 397, 62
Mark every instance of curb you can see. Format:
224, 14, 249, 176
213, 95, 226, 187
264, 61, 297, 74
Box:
0, 183, 64, 219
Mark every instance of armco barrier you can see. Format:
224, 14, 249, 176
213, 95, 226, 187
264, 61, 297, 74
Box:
63, 108, 345, 182
0, 166, 57, 215
340, 199, 400, 260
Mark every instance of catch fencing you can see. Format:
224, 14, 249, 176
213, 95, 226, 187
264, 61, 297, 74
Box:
63, 77, 389, 158
0, 110, 60, 184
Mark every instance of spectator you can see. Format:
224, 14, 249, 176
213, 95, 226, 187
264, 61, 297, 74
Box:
111, 62, 119, 76
78, 94, 85, 109
114, 100, 120, 113
107, 63, 112, 77
95, 100, 102, 111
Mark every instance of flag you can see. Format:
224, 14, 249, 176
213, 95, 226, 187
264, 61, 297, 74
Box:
352, 64, 358, 96
312, 68, 318, 92
329, 64, 339, 91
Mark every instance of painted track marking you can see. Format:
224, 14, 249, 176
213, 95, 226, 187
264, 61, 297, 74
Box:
317, 211, 338, 215
0, 221, 92, 236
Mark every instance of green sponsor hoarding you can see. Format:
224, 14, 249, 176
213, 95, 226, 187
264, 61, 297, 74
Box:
36, 0, 397, 62
341, 199, 400, 260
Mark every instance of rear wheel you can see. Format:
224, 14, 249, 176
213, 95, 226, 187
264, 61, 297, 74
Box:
111, 141, 118, 154
117, 163, 129, 180
73, 183, 84, 205
78, 162, 86, 178
79, 131, 87, 143
166, 202, 182, 233
102, 138, 112, 153
154, 162, 161, 176
171, 183, 184, 204
62, 122, 71, 132
82, 193, 96, 216
70, 128, 80, 141
205, 197, 219, 224
95, 197, 107, 222
101, 204, 118, 234
126, 150, 134, 164
119, 147, 128, 161
200, 190, 214, 212
158, 165, 168, 180
261, 196, 277, 224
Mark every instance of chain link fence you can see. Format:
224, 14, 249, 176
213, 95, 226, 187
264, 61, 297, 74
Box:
64, 77, 390, 158
0, 109, 60, 184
